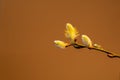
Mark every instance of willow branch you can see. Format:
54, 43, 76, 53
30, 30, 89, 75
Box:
71, 43, 120, 58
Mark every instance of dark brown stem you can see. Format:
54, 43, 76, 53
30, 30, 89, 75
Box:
91, 47, 120, 58
73, 44, 120, 58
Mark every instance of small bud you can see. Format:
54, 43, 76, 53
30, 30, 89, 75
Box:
54, 40, 68, 49
93, 44, 102, 49
81, 35, 92, 48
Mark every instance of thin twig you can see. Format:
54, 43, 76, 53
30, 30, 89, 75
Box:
72, 43, 120, 58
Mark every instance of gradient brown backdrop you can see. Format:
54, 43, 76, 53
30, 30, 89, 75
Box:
0, 0, 120, 80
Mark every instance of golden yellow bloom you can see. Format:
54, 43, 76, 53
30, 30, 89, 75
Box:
54, 40, 68, 49
81, 35, 93, 47
65, 23, 79, 41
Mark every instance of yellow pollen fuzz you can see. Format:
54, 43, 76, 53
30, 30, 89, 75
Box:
65, 23, 79, 41
54, 40, 68, 49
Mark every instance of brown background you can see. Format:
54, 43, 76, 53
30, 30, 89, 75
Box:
0, 0, 120, 80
